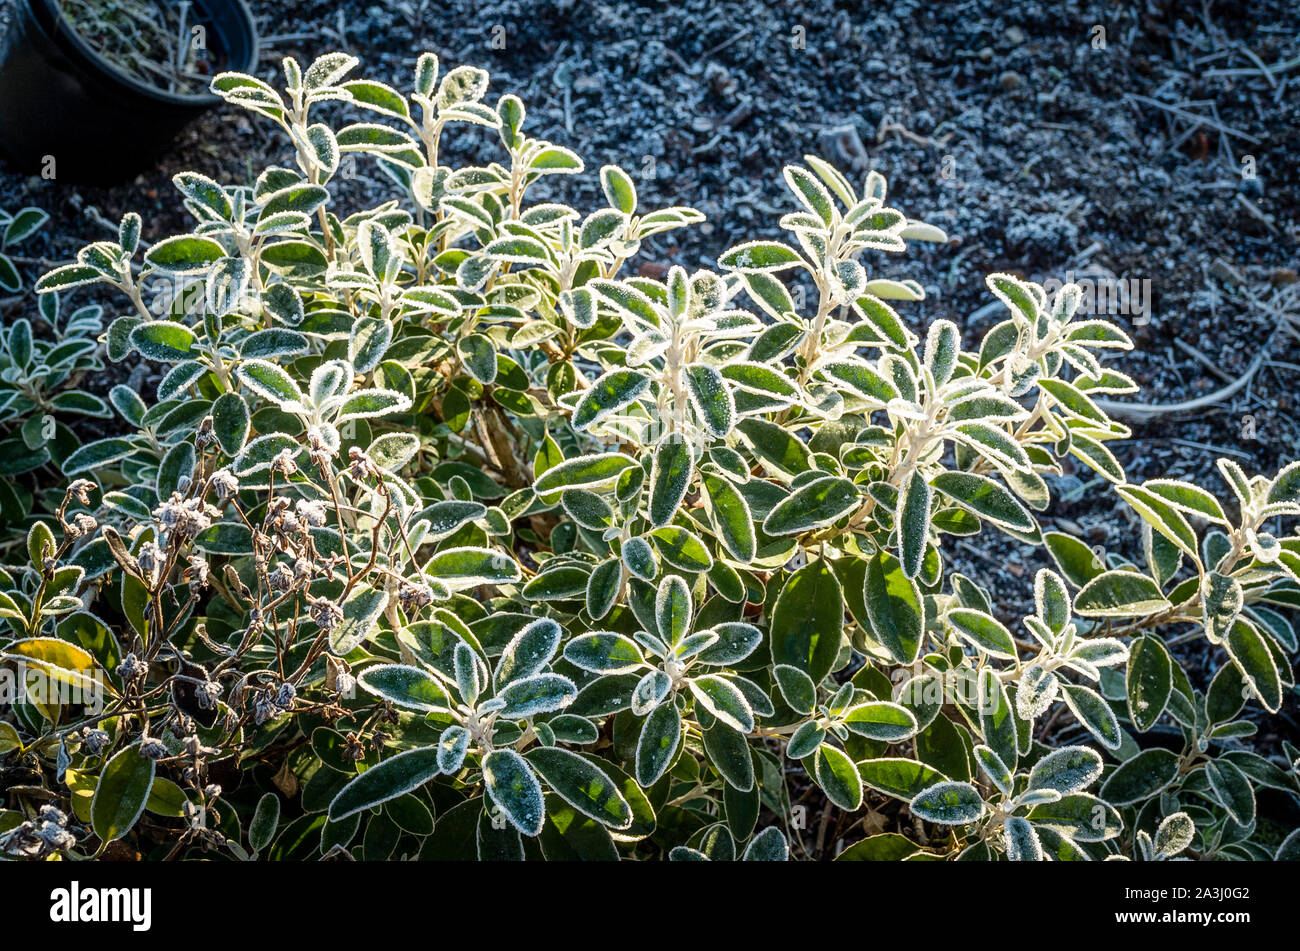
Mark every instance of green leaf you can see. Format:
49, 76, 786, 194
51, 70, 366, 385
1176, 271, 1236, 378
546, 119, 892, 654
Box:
651, 526, 713, 572
865, 552, 924, 665
436, 727, 470, 774
946, 608, 1017, 659
526, 747, 633, 830
1205, 759, 1255, 826
328, 747, 442, 820
1099, 748, 1180, 806
860, 758, 949, 801
689, 675, 754, 733
701, 718, 754, 790
528, 145, 583, 173
424, 547, 521, 590
635, 701, 682, 787
721, 361, 801, 403
1043, 530, 1105, 587
736, 417, 811, 479
145, 778, 188, 818
1145, 478, 1229, 524
8, 318, 32, 366
1002, 816, 1042, 862
523, 566, 589, 601
769, 559, 843, 682
62, 437, 136, 476
896, 470, 931, 578
131, 321, 197, 362
1027, 793, 1121, 842
497, 673, 577, 718
951, 421, 1031, 471
600, 164, 637, 214
329, 584, 388, 654
813, 745, 863, 810
787, 722, 827, 759
1153, 812, 1195, 858
236, 358, 304, 407
173, 171, 233, 219
931, 470, 1036, 534
5, 206, 48, 245
701, 474, 756, 562
1205, 662, 1247, 725
241, 328, 310, 360
978, 668, 1018, 769
696, 622, 762, 665
35, 263, 105, 292
495, 617, 563, 686
648, 436, 693, 527
1116, 484, 1199, 560
357, 664, 451, 712
572, 369, 649, 431
1028, 745, 1103, 795
842, 701, 918, 742
337, 388, 411, 421
457, 333, 497, 384
249, 793, 280, 852
1126, 634, 1172, 731
1202, 571, 1243, 643
1069, 431, 1125, 483
1074, 570, 1169, 617
718, 240, 804, 273
341, 79, 410, 119
819, 358, 898, 405
482, 749, 545, 836
1061, 684, 1121, 751
232, 433, 299, 476
742, 827, 789, 861
386, 794, 434, 837
773, 664, 817, 715
655, 574, 692, 645
587, 556, 621, 615
1225, 617, 1283, 713
910, 781, 984, 825
144, 234, 227, 273
973, 745, 1012, 796
762, 476, 859, 536
683, 364, 735, 437
784, 164, 836, 224
211, 391, 250, 455
564, 632, 645, 674
91, 743, 155, 842
534, 452, 637, 496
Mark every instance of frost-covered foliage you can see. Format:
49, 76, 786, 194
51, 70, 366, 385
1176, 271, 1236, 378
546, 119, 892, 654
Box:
0, 207, 109, 535
2, 53, 1298, 862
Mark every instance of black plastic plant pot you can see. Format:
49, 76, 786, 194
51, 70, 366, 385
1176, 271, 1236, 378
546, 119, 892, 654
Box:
0, 0, 258, 184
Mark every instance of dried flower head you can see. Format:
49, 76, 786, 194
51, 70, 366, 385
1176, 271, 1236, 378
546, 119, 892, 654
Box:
140, 736, 168, 760
211, 468, 240, 500
308, 595, 343, 633
67, 478, 96, 506
348, 446, 379, 481
117, 652, 148, 682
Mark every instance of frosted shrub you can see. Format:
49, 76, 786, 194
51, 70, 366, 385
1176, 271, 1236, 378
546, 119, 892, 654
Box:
2, 52, 1297, 862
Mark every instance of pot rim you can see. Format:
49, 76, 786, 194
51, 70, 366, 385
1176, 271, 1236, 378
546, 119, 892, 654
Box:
28, 0, 259, 107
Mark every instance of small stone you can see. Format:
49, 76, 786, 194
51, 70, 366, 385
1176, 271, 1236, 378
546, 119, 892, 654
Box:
999, 70, 1023, 91
1271, 268, 1298, 287
1005, 26, 1025, 44
978, 47, 993, 62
